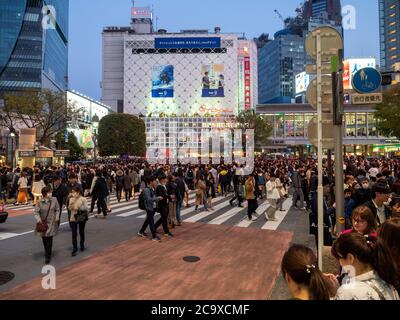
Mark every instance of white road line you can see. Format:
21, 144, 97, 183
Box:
184, 199, 231, 223
0, 233, 20, 240
208, 202, 248, 225
235, 201, 270, 228
261, 198, 292, 231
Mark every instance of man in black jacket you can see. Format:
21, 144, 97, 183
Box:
92, 171, 109, 219
154, 176, 173, 237
363, 182, 391, 227
52, 175, 68, 216
174, 171, 185, 226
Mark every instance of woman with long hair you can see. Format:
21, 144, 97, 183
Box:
206, 172, 216, 211
68, 186, 89, 256
281, 244, 330, 300
329, 233, 399, 300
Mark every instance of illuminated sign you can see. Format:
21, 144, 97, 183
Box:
132, 7, 152, 19
296, 72, 310, 94
198, 105, 234, 115
244, 57, 251, 111
343, 58, 376, 90
154, 37, 221, 49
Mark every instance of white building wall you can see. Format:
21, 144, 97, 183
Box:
123, 34, 240, 116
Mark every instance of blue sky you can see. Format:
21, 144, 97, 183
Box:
68, 0, 380, 100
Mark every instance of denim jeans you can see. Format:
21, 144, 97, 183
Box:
176, 199, 183, 223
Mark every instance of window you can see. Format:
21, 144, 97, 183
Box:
357, 113, 367, 137
346, 113, 356, 137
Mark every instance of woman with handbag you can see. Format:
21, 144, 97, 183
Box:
195, 176, 208, 211
68, 186, 89, 256
34, 186, 60, 265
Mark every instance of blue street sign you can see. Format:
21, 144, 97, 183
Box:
352, 67, 382, 94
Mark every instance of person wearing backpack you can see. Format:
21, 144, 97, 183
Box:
138, 176, 163, 242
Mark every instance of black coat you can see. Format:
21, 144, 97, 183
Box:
52, 182, 68, 208
92, 177, 109, 199
362, 200, 391, 226
156, 184, 168, 212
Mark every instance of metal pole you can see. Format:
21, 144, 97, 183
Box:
316, 31, 324, 269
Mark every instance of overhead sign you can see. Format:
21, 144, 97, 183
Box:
18, 151, 35, 157
132, 7, 152, 19
54, 150, 70, 157
154, 37, 221, 49
351, 93, 383, 105
352, 67, 382, 94
244, 57, 252, 110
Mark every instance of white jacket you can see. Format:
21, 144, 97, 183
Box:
266, 180, 280, 200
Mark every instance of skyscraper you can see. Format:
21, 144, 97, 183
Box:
303, 0, 343, 26
379, 0, 400, 71
0, 0, 69, 93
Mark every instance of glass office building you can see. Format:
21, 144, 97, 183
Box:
258, 30, 305, 104
0, 0, 68, 92
379, 0, 400, 71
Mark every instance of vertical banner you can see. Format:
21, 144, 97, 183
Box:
201, 64, 225, 97
238, 57, 245, 111
244, 57, 251, 111
152, 65, 174, 98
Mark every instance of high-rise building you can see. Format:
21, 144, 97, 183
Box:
0, 0, 69, 93
258, 29, 305, 104
379, 0, 400, 71
303, 0, 343, 26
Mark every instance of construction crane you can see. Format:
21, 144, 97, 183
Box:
274, 9, 285, 24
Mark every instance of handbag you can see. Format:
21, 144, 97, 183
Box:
76, 209, 89, 222
36, 200, 52, 233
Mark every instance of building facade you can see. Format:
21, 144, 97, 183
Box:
102, 7, 258, 117
257, 104, 396, 156
258, 30, 305, 104
379, 0, 400, 71
0, 0, 68, 93
303, 0, 343, 25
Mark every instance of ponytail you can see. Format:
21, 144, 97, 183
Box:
282, 245, 330, 300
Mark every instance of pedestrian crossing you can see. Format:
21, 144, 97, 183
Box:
3, 192, 293, 232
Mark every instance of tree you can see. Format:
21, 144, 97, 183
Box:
236, 110, 273, 152
3, 90, 80, 146
375, 86, 400, 139
97, 113, 146, 157
55, 130, 84, 158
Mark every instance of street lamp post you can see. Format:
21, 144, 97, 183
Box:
92, 114, 99, 163
9, 132, 16, 169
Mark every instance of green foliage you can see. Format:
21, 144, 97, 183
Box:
97, 113, 146, 157
55, 130, 84, 158
375, 86, 400, 139
236, 110, 273, 151
2, 89, 79, 146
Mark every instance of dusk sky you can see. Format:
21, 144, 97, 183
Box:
69, 0, 380, 101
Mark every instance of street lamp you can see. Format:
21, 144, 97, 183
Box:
92, 114, 99, 163
9, 132, 16, 169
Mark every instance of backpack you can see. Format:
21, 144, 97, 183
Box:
138, 188, 148, 210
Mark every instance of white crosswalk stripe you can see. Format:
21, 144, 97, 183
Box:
209, 202, 248, 225
184, 199, 233, 223
261, 198, 292, 230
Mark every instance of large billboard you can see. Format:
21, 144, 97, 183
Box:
343, 58, 376, 90
152, 65, 174, 98
201, 64, 225, 98
295, 72, 310, 95
68, 129, 94, 149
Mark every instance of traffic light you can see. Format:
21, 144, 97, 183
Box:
381, 73, 393, 86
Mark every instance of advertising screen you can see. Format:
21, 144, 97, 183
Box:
154, 37, 221, 49
201, 64, 225, 98
152, 65, 174, 98
295, 72, 310, 94
343, 58, 376, 90
68, 129, 94, 149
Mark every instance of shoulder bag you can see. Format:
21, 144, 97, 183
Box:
36, 200, 52, 233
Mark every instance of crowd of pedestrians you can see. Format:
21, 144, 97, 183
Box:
1, 155, 400, 299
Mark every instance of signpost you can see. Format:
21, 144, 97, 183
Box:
352, 67, 382, 94
306, 26, 343, 269
351, 93, 383, 105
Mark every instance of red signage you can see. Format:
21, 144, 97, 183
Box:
244, 57, 251, 111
